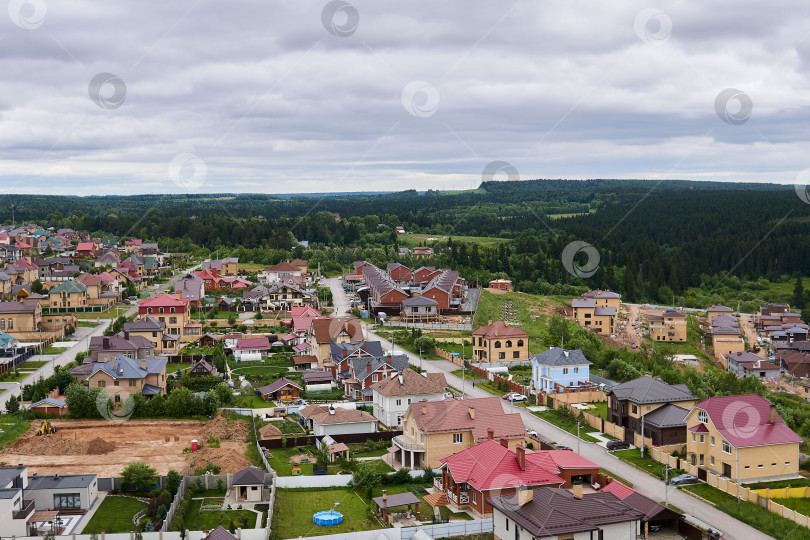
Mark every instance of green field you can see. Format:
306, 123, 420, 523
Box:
181, 498, 258, 530
0, 371, 32, 383
612, 449, 670, 480
40, 346, 68, 355
0, 417, 31, 449
398, 234, 509, 248
18, 360, 48, 370
82, 496, 146, 534
267, 446, 392, 476
682, 483, 810, 540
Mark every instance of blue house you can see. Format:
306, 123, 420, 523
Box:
531, 348, 591, 393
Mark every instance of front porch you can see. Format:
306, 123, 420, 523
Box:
389, 434, 426, 469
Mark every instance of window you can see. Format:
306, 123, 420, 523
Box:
114, 394, 121, 403
372, 374, 378, 382
517, 340, 524, 347
574, 367, 579, 374
498, 352, 505, 359
114, 380, 119, 386
54, 493, 81, 509
758, 464, 764, 469
396, 399, 402, 406
505, 340, 512, 348
700, 434, 704, 443
786, 462, 791, 466
632, 405, 638, 414
745, 465, 750, 470
722, 440, 731, 454
6, 319, 10, 330
170, 317, 177, 324
505, 518, 509, 531
453, 433, 463, 444
513, 351, 519, 358
710, 456, 715, 466
410, 427, 414, 437
698, 411, 708, 423
710, 436, 715, 446
129, 379, 136, 386
98, 380, 106, 388
0, 319, 4, 330
407, 398, 411, 404
692, 433, 696, 442
772, 463, 777, 467
421, 434, 425, 443
563, 368, 569, 375
472, 491, 477, 504
699, 454, 704, 466
494, 341, 501, 349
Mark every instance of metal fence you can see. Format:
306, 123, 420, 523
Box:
401, 518, 493, 539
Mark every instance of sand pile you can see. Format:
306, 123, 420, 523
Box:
202, 414, 249, 442
3, 434, 116, 456
187, 447, 252, 474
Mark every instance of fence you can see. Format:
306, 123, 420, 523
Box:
435, 348, 464, 366
401, 518, 493, 539
382, 321, 472, 331
548, 395, 627, 440
258, 430, 402, 450
12, 530, 268, 540
276, 468, 434, 489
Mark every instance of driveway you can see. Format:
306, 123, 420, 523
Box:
322, 280, 770, 540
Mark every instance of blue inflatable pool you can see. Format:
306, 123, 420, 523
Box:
313, 510, 343, 526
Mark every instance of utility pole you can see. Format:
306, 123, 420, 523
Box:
577, 421, 581, 454
640, 413, 645, 458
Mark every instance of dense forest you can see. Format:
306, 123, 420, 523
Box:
3, 180, 808, 309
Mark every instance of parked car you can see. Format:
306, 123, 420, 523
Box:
502, 392, 528, 402
554, 445, 572, 451
606, 440, 631, 451
526, 428, 538, 437
669, 474, 698, 486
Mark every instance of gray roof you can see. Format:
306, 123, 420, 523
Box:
90, 355, 167, 380
142, 384, 162, 395
232, 466, 265, 486
350, 354, 409, 382
402, 296, 438, 307
30, 397, 66, 408
123, 316, 165, 332
0, 488, 19, 499
532, 347, 591, 367
27, 474, 96, 490
571, 298, 596, 308
607, 376, 695, 405
642, 404, 689, 428
258, 377, 302, 395
330, 340, 384, 359
593, 306, 616, 316
0, 467, 24, 489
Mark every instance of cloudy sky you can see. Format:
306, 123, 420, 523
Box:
1, 0, 809, 195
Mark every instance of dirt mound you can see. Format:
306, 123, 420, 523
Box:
3, 434, 115, 456
202, 414, 249, 442
187, 446, 252, 474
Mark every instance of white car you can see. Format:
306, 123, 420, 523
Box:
502, 393, 528, 403
526, 428, 538, 437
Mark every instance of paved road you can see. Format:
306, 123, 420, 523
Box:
324, 279, 770, 540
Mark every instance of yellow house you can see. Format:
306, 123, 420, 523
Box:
648, 309, 688, 342
472, 321, 529, 363
0, 301, 42, 336
706, 305, 734, 323
391, 396, 528, 469
309, 317, 363, 366
711, 329, 745, 360
580, 289, 621, 309
571, 298, 616, 334
48, 281, 89, 310
685, 395, 802, 482
88, 355, 168, 402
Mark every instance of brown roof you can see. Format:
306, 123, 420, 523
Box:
258, 377, 302, 395
370, 369, 446, 397
265, 261, 300, 272
310, 317, 363, 344
301, 405, 377, 425
259, 423, 282, 439
0, 301, 38, 314
472, 320, 528, 339
293, 355, 318, 364
410, 396, 526, 441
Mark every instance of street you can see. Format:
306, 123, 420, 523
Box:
324, 278, 770, 540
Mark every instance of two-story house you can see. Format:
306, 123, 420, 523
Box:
371, 369, 447, 427
606, 375, 696, 446
571, 298, 616, 334
298, 404, 378, 437
123, 316, 177, 355
392, 396, 527, 469
309, 318, 363, 367
0, 301, 42, 337
138, 293, 192, 340
0, 465, 33, 536
261, 261, 301, 283
580, 289, 621, 309
87, 334, 156, 363
88, 355, 168, 401
400, 296, 439, 323
724, 351, 780, 379
685, 394, 802, 482
647, 309, 687, 342
530, 347, 591, 394
472, 321, 529, 363
48, 281, 89, 311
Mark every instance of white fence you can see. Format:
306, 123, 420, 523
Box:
402, 519, 493, 540
276, 469, 440, 488
381, 322, 472, 331
16, 530, 268, 540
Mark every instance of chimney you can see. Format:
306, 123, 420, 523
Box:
17, 463, 23, 469
769, 404, 777, 424
468, 407, 475, 420
124, 331, 130, 340
517, 486, 533, 507
573, 483, 583, 500
141, 359, 147, 370
367, 364, 372, 373
500, 436, 509, 448
516, 444, 525, 471
487, 428, 494, 440
382, 490, 387, 501
422, 405, 427, 416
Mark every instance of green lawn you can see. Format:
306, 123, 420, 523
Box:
613, 449, 669, 480
235, 395, 276, 409
267, 447, 392, 476
275, 488, 382, 538
773, 497, 810, 516
181, 498, 258, 530
532, 410, 601, 443
398, 234, 509, 248
82, 496, 146, 534
40, 346, 68, 355
19, 360, 49, 370
0, 417, 31, 449
682, 483, 810, 540
589, 402, 608, 419
278, 418, 306, 434
351, 447, 389, 458
0, 371, 32, 383
744, 478, 810, 490
599, 468, 633, 488
77, 320, 101, 327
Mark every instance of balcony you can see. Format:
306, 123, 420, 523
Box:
448, 491, 469, 506
13, 499, 34, 520
391, 434, 425, 453
434, 477, 443, 491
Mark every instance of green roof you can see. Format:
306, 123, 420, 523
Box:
0, 331, 17, 348
49, 281, 88, 294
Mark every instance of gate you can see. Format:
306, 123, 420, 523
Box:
697, 467, 707, 481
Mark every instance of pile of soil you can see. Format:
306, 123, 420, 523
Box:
202, 414, 249, 442
187, 447, 252, 474
3, 434, 116, 456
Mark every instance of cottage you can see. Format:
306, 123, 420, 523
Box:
87, 355, 168, 399
298, 404, 378, 436
371, 369, 447, 428
231, 467, 266, 502
531, 347, 592, 394
258, 377, 302, 402
472, 321, 529, 363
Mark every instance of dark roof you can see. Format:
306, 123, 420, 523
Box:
232, 466, 265, 486
302, 372, 334, 383
27, 474, 96, 490
0, 301, 37, 314
488, 488, 644, 537
642, 404, 689, 429
204, 526, 238, 540
401, 296, 438, 307
373, 492, 420, 509
258, 377, 302, 395
607, 376, 695, 405
531, 347, 591, 367
124, 316, 165, 332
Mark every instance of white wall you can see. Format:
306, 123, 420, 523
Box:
315, 421, 377, 437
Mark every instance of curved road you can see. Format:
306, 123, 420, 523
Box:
324, 278, 770, 540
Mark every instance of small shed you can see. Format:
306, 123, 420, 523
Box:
293, 355, 318, 371
29, 397, 68, 417
259, 422, 283, 440
372, 491, 420, 523
198, 333, 221, 348
258, 377, 303, 402
232, 466, 266, 502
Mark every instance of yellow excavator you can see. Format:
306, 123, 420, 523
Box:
36, 420, 57, 435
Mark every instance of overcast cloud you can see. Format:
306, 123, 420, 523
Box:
0, 0, 809, 195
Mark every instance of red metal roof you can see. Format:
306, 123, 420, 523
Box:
693, 394, 802, 448
688, 423, 709, 433
600, 480, 635, 500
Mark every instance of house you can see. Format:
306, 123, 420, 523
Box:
188, 359, 221, 378
203, 527, 238, 540
724, 351, 780, 379
233, 336, 271, 360
571, 298, 616, 334
710, 326, 745, 360
29, 397, 68, 416
581, 289, 621, 309
600, 481, 682, 537
488, 279, 513, 292
299, 404, 378, 436
706, 304, 734, 323
302, 371, 335, 393
88, 334, 156, 363
685, 394, 802, 482
309, 317, 363, 367
0, 301, 42, 337
47, 281, 89, 311
371, 369, 447, 427
262, 261, 302, 283
489, 486, 643, 540
258, 377, 303, 402
392, 396, 527, 469
258, 423, 282, 440
421, 269, 465, 312
292, 355, 318, 370
76, 242, 95, 258
123, 316, 177, 355
647, 310, 687, 342
0, 465, 34, 536
472, 321, 529, 363
531, 347, 592, 394
411, 266, 436, 282
330, 341, 409, 401
231, 467, 266, 502
198, 333, 221, 348
262, 282, 313, 310
88, 355, 168, 400
412, 246, 433, 259
139, 293, 192, 339
606, 376, 696, 445
24, 472, 100, 528
362, 264, 409, 315
436, 437, 600, 515
400, 296, 439, 323
387, 263, 412, 282
202, 257, 239, 276
176, 275, 205, 307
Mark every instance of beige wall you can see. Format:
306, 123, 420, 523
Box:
650, 319, 687, 342
88, 365, 167, 397
50, 290, 88, 308
573, 307, 614, 334
473, 335, 529, 363
712, 336, 745, 360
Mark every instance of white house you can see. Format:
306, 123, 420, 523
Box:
299, 404, 378, 436
370, 369, 447, 428
531, 347, 592, 394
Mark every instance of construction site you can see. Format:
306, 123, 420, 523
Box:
0, 415, 251, 477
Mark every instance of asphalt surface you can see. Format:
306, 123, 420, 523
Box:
324, 277, 772, 540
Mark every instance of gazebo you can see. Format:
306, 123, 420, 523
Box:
372, 491, 420, 523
